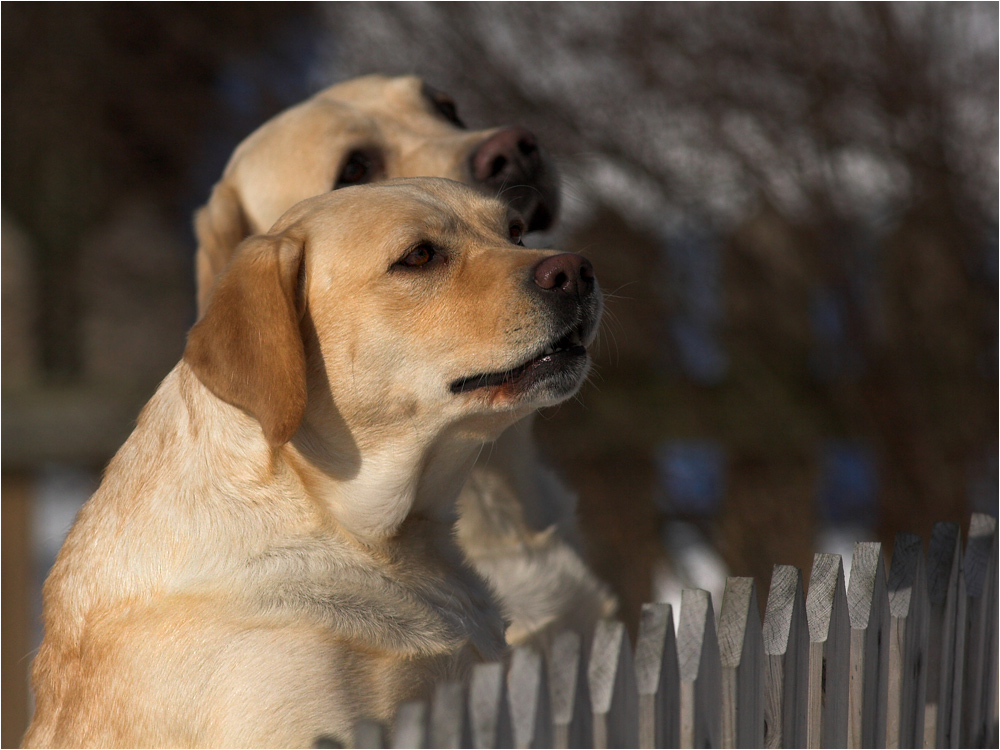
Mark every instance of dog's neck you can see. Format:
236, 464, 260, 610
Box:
178, 361, 501, 543
285, 418, 486, 542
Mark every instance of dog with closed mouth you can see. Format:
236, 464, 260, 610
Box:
195, 74, 615, 648
25, 179, 603, 747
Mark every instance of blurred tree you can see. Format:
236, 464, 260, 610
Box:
2, 3, 320, 380
324, 3, 996, 228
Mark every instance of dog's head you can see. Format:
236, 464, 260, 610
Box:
185, 179, 598, 535
196, 74, 560, 315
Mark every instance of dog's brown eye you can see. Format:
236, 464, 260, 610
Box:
422, 83, 466, 129
335, 151, 375, 188
509, 221, 525, 246
396, 243, 439, 269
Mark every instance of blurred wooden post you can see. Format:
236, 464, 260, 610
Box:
718, 578, 764, 748
847, 542, 890, 748
923, 522, 965, 748
588, 619, 638, 748
429, 681, 469, 749
508, 646, 552, 749
392, 700, 428, 749
1, 472, 33, 750
548, 631, 591, 748
469, 661, 512, 749
354, 718, 386, 749
763, 566, 809, 748
677, 589, 722, 748
805, 554, 850, 749
885, 533, 928, 749
961, 513, 998, 748
635, 602, 679, 749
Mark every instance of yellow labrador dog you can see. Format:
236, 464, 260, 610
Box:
195, 74, 615, 647
26, 179, 603, 748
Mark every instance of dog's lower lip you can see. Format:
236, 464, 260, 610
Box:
450, 343, 587, 395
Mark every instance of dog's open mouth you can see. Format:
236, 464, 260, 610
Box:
450, 329, 587, 395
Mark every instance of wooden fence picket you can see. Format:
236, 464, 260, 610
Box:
961, 513, 998, 748
354, 718, 386, 749
717, 577, 764, 748
635, 602, 680, 749
847, 542, 890, 748
468, 662, 512, 749
805, 553, 850, 749
548, 631, 592, 748
508, 646, 553, 749
763, 566, 809, 748
886, 532, 929, 749
342, 515, 997, 750
677, 589, 723, 748
588, 619, 639, 748
429, 681, 470, 749
923, 522, 965, 749
392, 700, 428, 749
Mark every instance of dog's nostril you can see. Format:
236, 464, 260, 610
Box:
533, 253, 594, 295
490, 155, 507, 178
472, 127, 541, 184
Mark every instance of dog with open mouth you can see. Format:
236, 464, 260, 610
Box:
194, 74, 616, 648
25, 179, 603, 747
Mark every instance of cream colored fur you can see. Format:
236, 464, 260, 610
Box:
26, 180, 603, 747
193, 75, 616, 649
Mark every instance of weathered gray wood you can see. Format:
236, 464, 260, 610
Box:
806, 554, 850, 749
886, 533, 929, 749
847, 542, 890, 748
678, 589, 722, 748
718, 578, 764, 748
588, 619, 639, 748
763, 566, 809, 748
923, 522, 965, 749
508, 645, 553, 749
469, 662, 513, 749
392, 700, 428, 749
961, 513, 998, 748
947, 579, 968, 749
547, 630, 592, 748
429, 681, 470, 748
635, 602, 680, 749
354, 718, 386, 749
312, 735, 342, 748
378, 519, 996, 750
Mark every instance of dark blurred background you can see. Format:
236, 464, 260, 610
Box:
2, 4, 996, 743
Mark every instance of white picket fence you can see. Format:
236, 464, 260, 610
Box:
341, 514, 997, 749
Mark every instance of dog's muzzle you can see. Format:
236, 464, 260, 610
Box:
470, 127, 560, 232
450, 252, 601, 401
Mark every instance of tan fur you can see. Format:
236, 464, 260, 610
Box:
187, 235, 307, 447
195, 182, 250, 315
26, 179, 603, 747
193, 74, 616, 649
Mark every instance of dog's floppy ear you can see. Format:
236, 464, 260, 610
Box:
195, 181, 251, 318
185, 233, 307, 447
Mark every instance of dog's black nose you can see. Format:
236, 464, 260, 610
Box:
471, 127, 541, 184
533, 253, 595, 297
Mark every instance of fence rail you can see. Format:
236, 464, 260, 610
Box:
335, 514, 997, 749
